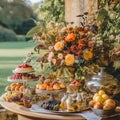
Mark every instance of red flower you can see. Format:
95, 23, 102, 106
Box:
70, 45, 77, 53
78, 44, 84, 50
71, 80, 81, 87
78, 38, 88, 45
64, 50, 70, 55
83, 27, 89, 33
78, 51, 82, 58
68, 27, 74, 33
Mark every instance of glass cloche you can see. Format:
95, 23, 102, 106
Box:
85, 67, 120, 96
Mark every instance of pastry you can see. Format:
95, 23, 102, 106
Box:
46, 85, 53, 90
14, 64, 34, 73
44, 79, 52, 84
10, 83, 17, 87
36, 83, 41, 89
11, 85, 16, 91
23, 100, 32, 108
60, 83, 66, 89
67, 85, 78, 93
15, 86, 21, 91
19, 86, 25, 92
67, 104, 75, 112
5, 86, 11, 91
36, 80, 65, 91
16, 101, 24, 105
38, 83, 47, 90
5, 83, 24, 92
53, 83, 61, 90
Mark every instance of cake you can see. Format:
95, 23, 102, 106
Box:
8, 73, 38, 81
14, 64, 34, 73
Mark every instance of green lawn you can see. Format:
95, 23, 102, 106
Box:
0, 41, 37, 95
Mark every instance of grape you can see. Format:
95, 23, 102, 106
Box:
12, 96, 20, 101
41, 100, 60, 110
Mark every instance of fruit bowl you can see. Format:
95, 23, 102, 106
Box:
91, 107, 115, 116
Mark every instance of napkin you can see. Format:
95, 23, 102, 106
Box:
79, 111, 101, 120
30, 104, 102, 120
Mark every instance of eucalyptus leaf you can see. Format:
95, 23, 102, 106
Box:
62, 67, 72, 78
26, 26, 42, 38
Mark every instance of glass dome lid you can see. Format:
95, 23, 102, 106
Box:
86, 67, 120, 95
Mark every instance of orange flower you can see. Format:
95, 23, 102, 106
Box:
65, 33, 76, 42
78, 38, 88, 46
65, 54, 75, 66
55, 36, 60, 42
54, 41, 64, 51
83, 50, 93, 61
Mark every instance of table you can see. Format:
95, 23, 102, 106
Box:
0, 98, 120, 120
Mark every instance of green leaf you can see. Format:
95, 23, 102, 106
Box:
26, 26, 41, 38
61, 67, 72, 78
96, 8, 108, 23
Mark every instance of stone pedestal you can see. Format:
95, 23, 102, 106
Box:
0, 110, 17, 120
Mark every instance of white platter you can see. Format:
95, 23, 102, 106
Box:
7, 76, 38, 82
12, 70, 35, 74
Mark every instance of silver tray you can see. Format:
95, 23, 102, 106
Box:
30, 104, 86, 115
36, 89, 66, 94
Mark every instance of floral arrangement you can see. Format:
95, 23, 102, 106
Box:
45, 26, 95, 79
28, 20, 120, 86
30, 23, 108, 85
25, 0, 120, 87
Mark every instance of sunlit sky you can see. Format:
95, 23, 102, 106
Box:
30, 0, 42, 3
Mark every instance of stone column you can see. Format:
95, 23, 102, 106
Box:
65, 0, 82, 26
65, 0, 98, 26
87, 0, 98, 25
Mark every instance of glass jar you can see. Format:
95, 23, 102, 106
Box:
85, 67, 120, 95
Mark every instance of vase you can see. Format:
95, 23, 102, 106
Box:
85, 67, 120, 95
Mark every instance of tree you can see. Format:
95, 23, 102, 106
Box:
0, 0, 36, 34
97, 0, 120, 38
37, 0, 65, 23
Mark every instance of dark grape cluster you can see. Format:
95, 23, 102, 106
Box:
40, 100, 60, 111
12, 96, 20, 102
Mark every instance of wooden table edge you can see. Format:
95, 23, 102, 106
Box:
0, 98, 85, 120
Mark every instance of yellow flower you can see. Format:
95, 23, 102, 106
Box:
54, 41, 64, 51
65, 54, 75, 66
83, 50, 93, 61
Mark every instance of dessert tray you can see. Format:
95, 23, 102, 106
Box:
12, 70, 35, 74
30, 104, 88, 115
7, 76, 38, 82
36, 89, 66, 94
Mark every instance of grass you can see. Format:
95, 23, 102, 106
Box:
0, 41, 37, 96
